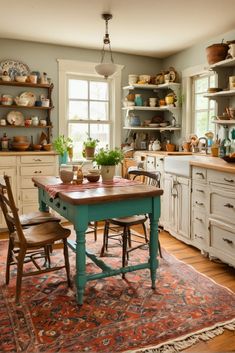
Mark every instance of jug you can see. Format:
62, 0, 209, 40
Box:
228, 44, 235, 58
152, 139, 161, 151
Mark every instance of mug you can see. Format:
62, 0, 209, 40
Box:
41, 99, 50, 107
40, 119, 47, 126
229, 76, 235, 90
31, 116, 39, 126
29, 75, 37, 84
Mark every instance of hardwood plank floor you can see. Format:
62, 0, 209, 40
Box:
159, 231, 235, 353
1, 228, 234, 352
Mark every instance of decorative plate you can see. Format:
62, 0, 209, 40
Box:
7, 111, 24, 126
19, 92, 36, 107
0, 60, 30, 80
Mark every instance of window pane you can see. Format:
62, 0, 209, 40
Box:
90, 124, 110, 148
68, 123, 88, 159
69, 101, 88, 120
195, 94, 208, 110
90, 81, 108, 100
90, 102, 108, 120
195, 112, 208, 136
209, 75, 216, 87
209, 100, 216, 109
195, 77, 208, 93
69, 79, 88, 99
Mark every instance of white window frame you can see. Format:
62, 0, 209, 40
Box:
192, 72, 217, 135
182, 64, 218, 137
57, 59, 124, 149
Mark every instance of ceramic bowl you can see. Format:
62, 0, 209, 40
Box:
15, 76, 27, 83
42, 143, 52, 151
60, 170, 74, 184
33, 144, 42, 151
86, 174, 100, 182
1, 76, 11, 82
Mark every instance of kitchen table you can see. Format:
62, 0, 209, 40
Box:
32, 176, 163, 305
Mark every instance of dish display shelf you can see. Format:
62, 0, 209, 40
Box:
0, 81, 54, 143
204, 57, 235, 138
122, 82, 181, 131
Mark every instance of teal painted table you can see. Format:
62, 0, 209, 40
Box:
32, 176, 163, 305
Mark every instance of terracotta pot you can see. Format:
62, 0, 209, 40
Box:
85, 146, 95, 160
206, 43, 229, 65
166, 143, 176, 152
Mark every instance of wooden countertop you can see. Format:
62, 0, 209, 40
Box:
0, 151, 58, 156
190, 156, 235, 174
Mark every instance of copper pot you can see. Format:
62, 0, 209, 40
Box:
206, 43, 229, 65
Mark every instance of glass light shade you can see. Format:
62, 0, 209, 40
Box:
95, 63, 117, 79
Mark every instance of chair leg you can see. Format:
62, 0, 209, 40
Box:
158, 239, 162, 258
94, 221, 97, 242
5, 237, 14, 285
100, 220, 109, 257
142, 222, 148, 243
63, 239, 71, 287
122, 226, 129, 277
15, 248, 26, 303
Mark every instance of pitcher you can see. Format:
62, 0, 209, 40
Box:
228, 43, 235, 58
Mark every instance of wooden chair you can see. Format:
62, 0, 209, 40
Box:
100, 170, 162, 271
0, 175, 71, 303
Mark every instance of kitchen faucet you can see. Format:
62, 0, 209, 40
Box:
198, 137, 208, 154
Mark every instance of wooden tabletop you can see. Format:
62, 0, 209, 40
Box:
33, 176, 163, 205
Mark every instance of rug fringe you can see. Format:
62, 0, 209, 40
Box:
124, 318, 235, 353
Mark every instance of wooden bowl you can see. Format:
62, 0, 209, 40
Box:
33, 144, 42, 151
60, 170, 74, 184
13, 136, 28, 143
43, 143, 52, 151
86, 174, 100, 182
12, 143, 30, 151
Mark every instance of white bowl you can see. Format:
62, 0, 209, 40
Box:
128, 74, 139, 85
1, 76, 11, 82
15, 76, 27, 83
139, 75, 151, 83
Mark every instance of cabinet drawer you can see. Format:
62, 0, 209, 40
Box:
20, 155, 56, 164
192, 210, 207, 234
21, 189, 38, 203
192, 167, 207, 183
192, 182, 207, 210
0, 156, 17, 166
208, 169, 235, 187
20, 165, 56, 176
210, 221, 235, 258
210, 186, 235, 224
20, 176, 37, 189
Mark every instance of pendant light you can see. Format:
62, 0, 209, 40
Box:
95, 13, 117, 79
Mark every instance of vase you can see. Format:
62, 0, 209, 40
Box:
100, 165, 115, 182
59, 152, 68, 165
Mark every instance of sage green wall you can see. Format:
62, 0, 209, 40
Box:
0, 38, 162, 139
163, 29, 235, 77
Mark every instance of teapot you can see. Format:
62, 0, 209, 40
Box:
152, 139, 161, 151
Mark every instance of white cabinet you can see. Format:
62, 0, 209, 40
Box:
0, 153, 58, 230
207, 169, 235, 267
191, 167, 208, 252
163, 173, 191, 243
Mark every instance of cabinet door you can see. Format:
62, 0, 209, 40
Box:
0, 168, 16, 230
162, 173, 177, 232
177, 176, 191, 239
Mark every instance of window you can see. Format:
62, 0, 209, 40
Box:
67, 76, 111, 160
58, 59, 123, 162
192, 73, 216, 137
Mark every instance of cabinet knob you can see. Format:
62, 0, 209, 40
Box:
224, 178, 234, 183
196, 172, 204, 178
223, 238, 233, 245
55, 202, 60, 208
195, 201, 204, 206
195, 217, 203, 222
63, 206, 67, 211
34, 170, 42, 174
196, 189, 204, 193
195, 234, 203, 239
224, 203, 234, 209
49, 198, 53, 203
33, 159, 42, 162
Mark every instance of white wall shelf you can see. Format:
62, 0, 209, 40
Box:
123, 83, 181, 91
204, 90, 235, 98
208, 57, 235, 69
122, 106, 180, 112
212, 119, 235, 124
123, 126, 181, 131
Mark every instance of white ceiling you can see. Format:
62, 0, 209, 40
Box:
1, 0, 235, 58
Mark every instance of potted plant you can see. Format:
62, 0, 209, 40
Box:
83, 136, 99, 160
53, 135, 73, 164
94, 147, 124, 181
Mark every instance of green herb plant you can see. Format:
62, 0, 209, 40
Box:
94, 147, 124, 166
83, 136, 99, 148
53, 135, 73, 156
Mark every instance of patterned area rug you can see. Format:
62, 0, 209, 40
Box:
0, 233, 235, 353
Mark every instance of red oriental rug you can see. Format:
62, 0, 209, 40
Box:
0, 233, 235, 353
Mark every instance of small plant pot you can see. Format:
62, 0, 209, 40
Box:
100, 165, 115, 182
85, 146, 95, 160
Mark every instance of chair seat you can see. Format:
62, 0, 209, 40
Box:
13, 222, 71, 247
108, 215, 147, 226
19, 211, 61, 226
